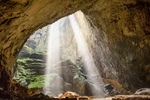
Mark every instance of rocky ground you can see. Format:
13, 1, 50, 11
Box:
109, 95, 150, 100
0, 89, 150, 100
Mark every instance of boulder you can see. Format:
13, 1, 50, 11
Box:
135, 88, 150, 95
30, 53, 44, 60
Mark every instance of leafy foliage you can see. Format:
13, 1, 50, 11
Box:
22, 45, 34, 54
14, 57, 45, 89
28, 75, 45, 88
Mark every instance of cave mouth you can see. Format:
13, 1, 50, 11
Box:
14, 11, 106, 97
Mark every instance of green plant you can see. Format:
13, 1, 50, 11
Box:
28, 75, 45, 88
23, 45, 34, 54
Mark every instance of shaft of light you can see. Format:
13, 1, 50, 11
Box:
44, 20, 62, 95
69, 14, 105, 96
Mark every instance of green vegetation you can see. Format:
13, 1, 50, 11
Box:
28, 75, 45, 88
14, 57, 46, 89
23, 45, 34, 54
15, 55, 88, 91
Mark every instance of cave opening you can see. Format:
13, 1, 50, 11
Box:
14, 11, 106, 97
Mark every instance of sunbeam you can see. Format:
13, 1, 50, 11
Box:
43, 11, 105, 97
69, 13, 105, 97
44, 20, 62, 95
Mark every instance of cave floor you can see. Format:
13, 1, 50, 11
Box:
18, 95, 150, 100
1, 91, 150, 100
0, 88, 150, 100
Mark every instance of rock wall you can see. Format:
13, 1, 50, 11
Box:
81, 0, 150, 91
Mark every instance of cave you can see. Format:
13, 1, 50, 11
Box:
0, 0, 150, 100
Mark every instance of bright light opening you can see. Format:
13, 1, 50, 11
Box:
43, 11, 105, 97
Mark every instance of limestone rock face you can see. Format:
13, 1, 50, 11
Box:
81, 0, 150, 91
0, 0, 150, 94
